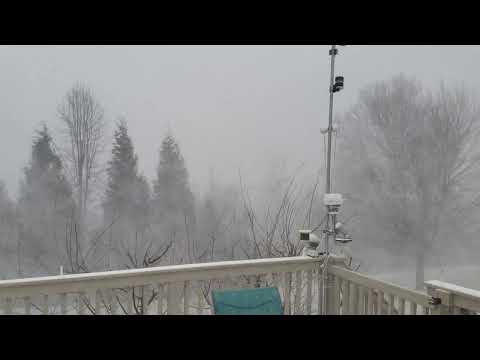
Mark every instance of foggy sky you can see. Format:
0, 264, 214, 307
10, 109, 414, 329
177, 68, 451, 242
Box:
1, 45, 480, 199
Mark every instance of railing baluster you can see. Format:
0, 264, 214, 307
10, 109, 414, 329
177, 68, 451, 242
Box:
350, 283, 358, 315
60, 293, 67, 315
42, 295, 48, 315
333, 276, 341, 315
306, 270, 313, 315
184, 281, 190, 315
110, 289, 118, 315
341, 279, 349, 315
367, 288, 373, 315
317, 265, 323, 315
283, 272, 291, 315
95, 289, 102, 315
294, 271, 302, 315
157, 283, 164, 315
4, 298, 13, 315
376, 291, 383, 315
411, 302, 417, 315
388, 294, 394, 315
78, 292, 86, 315
167, 282, 181, 315
398, 298, 405, 315
127, 288, 133, 315
196, 282, 204, 315
357, 286, 365, 315
24, 296, 31, 315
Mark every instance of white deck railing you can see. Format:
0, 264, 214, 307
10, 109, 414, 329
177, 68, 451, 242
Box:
0, 256, 343, 315
328, 265, 434, 314
425, 280, 480, 314
0, 254, 477, 315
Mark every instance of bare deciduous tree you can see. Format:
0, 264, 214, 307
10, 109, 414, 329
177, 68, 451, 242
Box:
58, 83, 107, 247
337, 75, 480, 289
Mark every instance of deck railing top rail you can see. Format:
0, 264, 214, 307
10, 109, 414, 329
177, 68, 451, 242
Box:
425, 280, 480, 314
0, 255, 346, 299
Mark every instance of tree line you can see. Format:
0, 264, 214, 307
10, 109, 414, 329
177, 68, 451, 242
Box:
1, 75, 480, 295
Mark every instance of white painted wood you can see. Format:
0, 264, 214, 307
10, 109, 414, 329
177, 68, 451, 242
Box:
60, 293, 67, 315
425, 280, 480, 314
4, 298, 13, 314
284, 272, 292, 315
333, 276, 341, 315
42, 294, 48, 315
157, 283, 164, 315
343, 280, 350, 315
127, 288, 133, 315
183, 281, 190, 315
294, 271, 302, 315
350, 283, 358, 315
411, 302, 417, 315
376, 291, 383, 315
3, 254, 474, 316
24, 296, 31, 315
0, 256, 326, 299
399, 298, 405, 315
95, 289, 102, 315
78, 292, 86, 315
367, 289, 373, 315
110, 290, 118, 315
167, 282, 181, 315
196, 283, 203, 315
317, 266, 323, 315
388, 294, 394, 315
330, 265, 432, 308
357, 286, 365, 315
306, 270, 313, 315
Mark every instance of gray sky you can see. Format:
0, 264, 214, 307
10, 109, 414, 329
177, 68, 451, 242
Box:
1, 45, 480, 199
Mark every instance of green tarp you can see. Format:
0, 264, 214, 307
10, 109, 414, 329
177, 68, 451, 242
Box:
212, 287, 283, 315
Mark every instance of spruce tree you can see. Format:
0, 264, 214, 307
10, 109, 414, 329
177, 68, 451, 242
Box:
153, 133, 195, 224
18, 125, 74, 274
103, 119, 144, 222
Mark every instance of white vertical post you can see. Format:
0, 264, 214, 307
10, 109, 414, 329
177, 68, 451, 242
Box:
157, 283, 164, 315
376, 291, 383, 315
332, 276, 340, 315
367, 289, 373, 315
24, 296, 31, 315
357, 286, 365, 315
60, 293, 67, 315
306, 270, 313, 315
95, 289, 102, 315
283, 272, 292, 315
388, 294, 394, 315
183, 281, 190, 315
42, 294, 48, 315
78, 292, 86, 315
349, 283, 358, 315
167, 282, 181, 315
294, 271, 302, 315
5, 298, 13, 315
398, 298, 405, 315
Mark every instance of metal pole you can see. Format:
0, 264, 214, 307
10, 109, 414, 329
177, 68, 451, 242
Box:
326, 44, 336, 195
324, 45, 337, 255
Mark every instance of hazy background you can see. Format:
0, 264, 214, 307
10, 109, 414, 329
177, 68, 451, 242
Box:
2, 45, 479, 199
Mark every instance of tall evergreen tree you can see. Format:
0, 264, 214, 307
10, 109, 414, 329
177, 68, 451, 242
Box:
102, 120, 152, 269
18, 125, 74, 275
103, 119, 145, 223
153, 133, 195, 222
